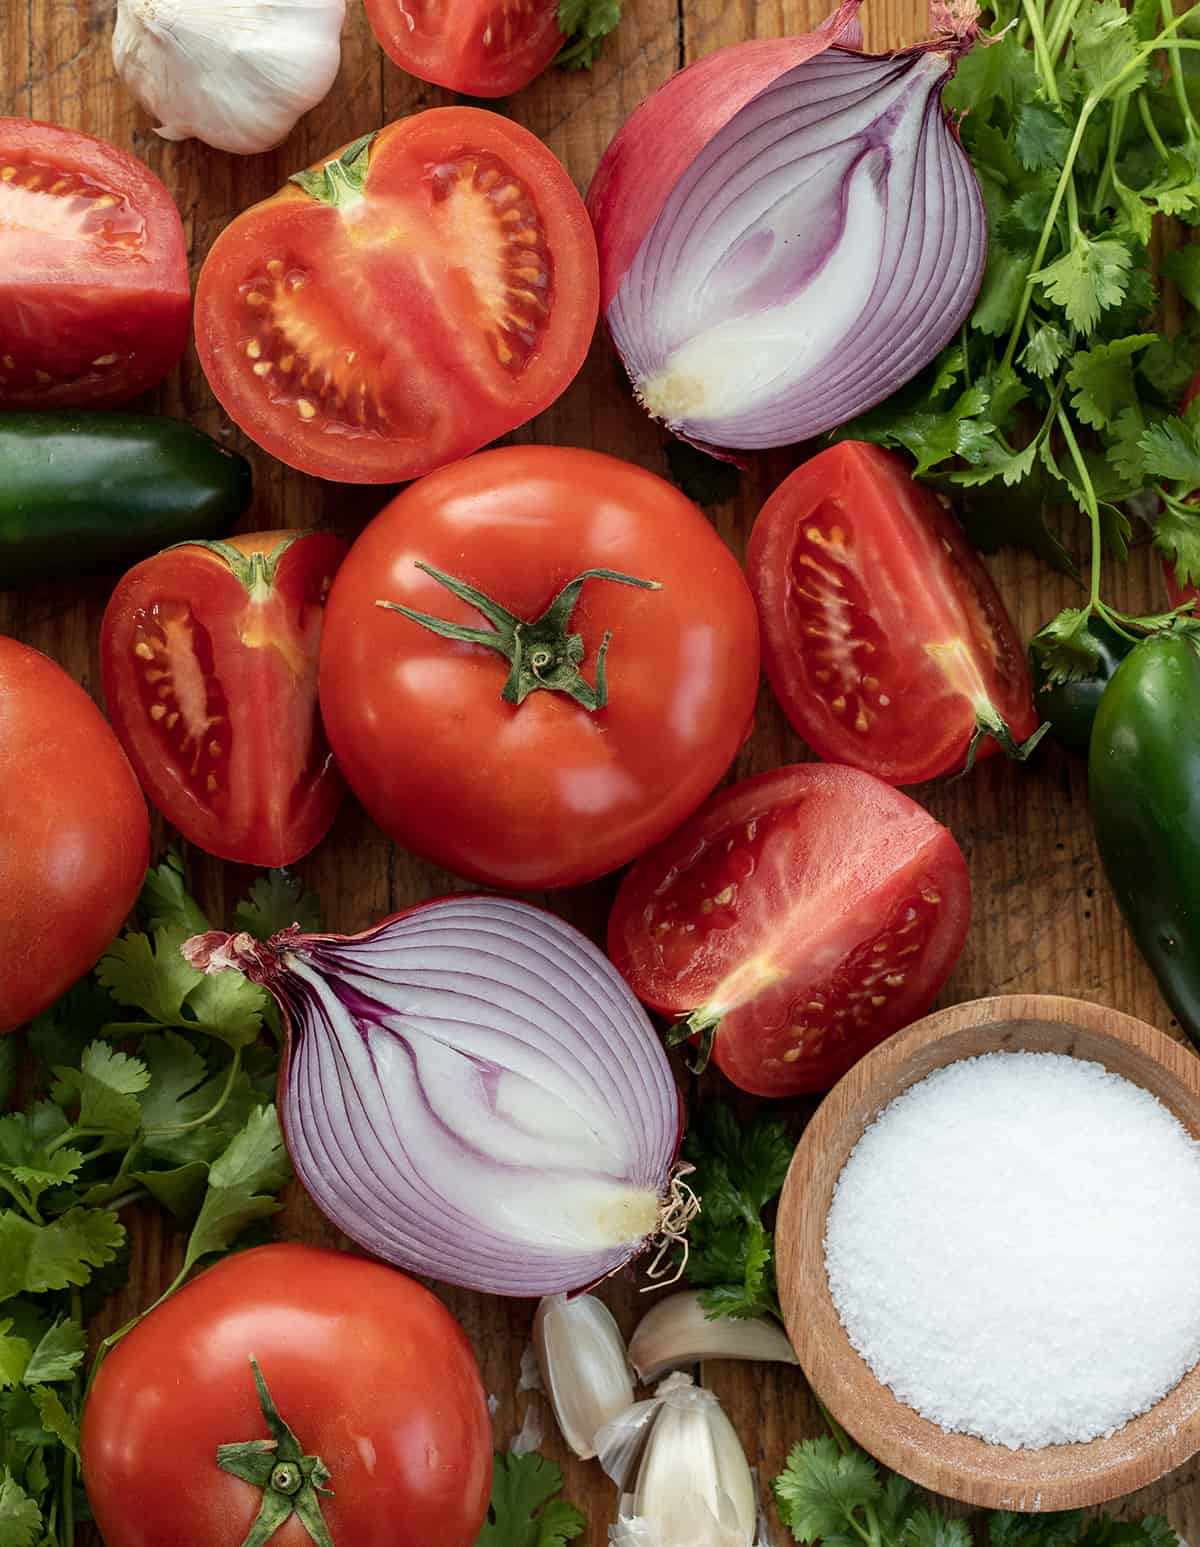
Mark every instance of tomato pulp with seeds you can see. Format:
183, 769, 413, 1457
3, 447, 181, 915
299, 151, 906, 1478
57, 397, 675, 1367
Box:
0, 638, 149, 1033
365, 0, 563, 97
0, 119, 190, 409
607, 764, 971, 1097
101, 531, 346, 867
194, 111, 598, 484
747, 442, 1039, 784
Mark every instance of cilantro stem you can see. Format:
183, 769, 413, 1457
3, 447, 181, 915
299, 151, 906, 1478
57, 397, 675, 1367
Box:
1045, 0, 1085, 66
0, 1173, 42, 1224
1160, 0, 1200, 142
1093, 96, 1129, 215
1056, 407, 1105, 610
148, 1048, 243, 1136
1138, 93, 1170, 159
1022, 0, 1060, 97
63, 1288, 82, 1547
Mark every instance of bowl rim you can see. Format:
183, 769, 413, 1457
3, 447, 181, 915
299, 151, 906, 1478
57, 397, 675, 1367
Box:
776, 992, 1200, 1511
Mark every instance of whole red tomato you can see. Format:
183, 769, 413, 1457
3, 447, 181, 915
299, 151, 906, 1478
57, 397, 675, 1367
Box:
81, 1244, 492, 1547
608, 764, 971, 1095
318, 445, 761, 890
0, 637, 148, 1032
747, 442, 1038, 783
365, 0, 564, 96
101, 530, 345, 867
0, 119, 190, 408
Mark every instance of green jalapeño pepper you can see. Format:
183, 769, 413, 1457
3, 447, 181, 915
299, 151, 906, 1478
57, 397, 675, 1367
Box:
1030, 615, 1136, 757
1090, 633, 1200, 1046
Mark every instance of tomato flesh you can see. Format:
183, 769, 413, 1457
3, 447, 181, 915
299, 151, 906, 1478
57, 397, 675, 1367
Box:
747, 442, 1038, 784
607, 764, 971, 1096
365, 0, 563, 97
81, 1244, 492, 1547
0, 119, 190, 408
0, 638, 148, 1032
195, 112, 597, 484
101, 531, 346, 867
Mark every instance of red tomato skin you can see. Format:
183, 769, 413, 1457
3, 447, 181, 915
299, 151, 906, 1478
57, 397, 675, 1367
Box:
0, 638, 148, 1032
80, 1244, 492, 1547
747, 442, 1037, 784
319, 445, 761, 890
101, 532, 346, 868
365, 0, 564, 96
608, 763, 971, 1096
194, 112, 598, 485
0, 119, 190, 409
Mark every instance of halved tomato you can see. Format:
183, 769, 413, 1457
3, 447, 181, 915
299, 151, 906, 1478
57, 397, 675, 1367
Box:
100, 531, 346, 867
194, 112, 598, 484
365, 0, 564, 97
0, 119, 190, 408
607, 764, 971, 1097
747, 442, 1040, 784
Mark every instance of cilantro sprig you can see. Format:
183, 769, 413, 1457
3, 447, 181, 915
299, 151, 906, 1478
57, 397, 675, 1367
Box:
555, 0, 622, 70
680, 1101, 794, 1322
838, 0, 1200, 683
476, 1451, 586, 1547
774, 1417, 1177, 1547
0, 854, 314, 1547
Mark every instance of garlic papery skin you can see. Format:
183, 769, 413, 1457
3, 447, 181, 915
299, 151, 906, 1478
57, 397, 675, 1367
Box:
533, 1294, 635, 1460
629, 1291, 799, 1383
599, 1373, 757, 1547
112, 0, 346, 156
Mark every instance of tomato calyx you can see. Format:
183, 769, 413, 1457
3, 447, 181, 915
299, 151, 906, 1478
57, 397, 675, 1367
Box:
665, 1011, 720, 1074
964, 702, 1050, 775
172, 536, 306, 597
377, 562, 662, 711
289, 133, 376, 208
216, 1357, 335, 1547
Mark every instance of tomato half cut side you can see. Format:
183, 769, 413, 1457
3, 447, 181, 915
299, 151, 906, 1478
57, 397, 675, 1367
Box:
101, 531, 346, 867
607, 764, 972, 1097
365, 0, 564, 97
0, 119, 190, 408
194, 111, 598, 484
747, 442, 1039, 784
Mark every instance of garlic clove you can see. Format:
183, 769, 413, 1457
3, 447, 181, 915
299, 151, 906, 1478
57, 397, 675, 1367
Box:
629, 1291, 799, 1382
533, 1293, 636, 1460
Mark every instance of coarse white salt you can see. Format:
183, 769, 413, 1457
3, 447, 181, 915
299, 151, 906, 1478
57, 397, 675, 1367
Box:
823, 1051, 1200, 1450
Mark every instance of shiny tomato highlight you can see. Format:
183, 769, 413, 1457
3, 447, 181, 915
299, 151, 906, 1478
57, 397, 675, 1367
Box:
0, 119, 190, 408
195, 111, 598, 484
747, 442, 1038, 783
365, 0, 564, 97
0, 637, 148, 1032
81, 1244, 492, 1547
101, 531, 346, 867
319, 445, 760, 890
608, 764, 971, 1096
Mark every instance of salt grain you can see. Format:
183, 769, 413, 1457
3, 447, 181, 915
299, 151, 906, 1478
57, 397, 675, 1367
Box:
824, 1051, 1200, 1449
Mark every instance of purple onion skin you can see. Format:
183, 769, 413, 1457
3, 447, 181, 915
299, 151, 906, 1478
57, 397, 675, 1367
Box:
184, 895, 686, 1298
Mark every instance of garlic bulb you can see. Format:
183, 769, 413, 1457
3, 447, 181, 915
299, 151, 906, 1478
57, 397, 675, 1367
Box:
112, 0, 346, 156
597, 1373, 757, 1547
629, 1292, 799, 1383
533, 1294, 636, 1460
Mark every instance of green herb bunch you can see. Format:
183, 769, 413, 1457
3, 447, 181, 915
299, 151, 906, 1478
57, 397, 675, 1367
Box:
0, 855, 317, 1547
840, 0, 1200, 681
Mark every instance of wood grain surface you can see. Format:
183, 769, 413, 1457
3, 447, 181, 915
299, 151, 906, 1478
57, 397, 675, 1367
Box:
777, 995, 1200, 1513
1, 0, 1191, 1542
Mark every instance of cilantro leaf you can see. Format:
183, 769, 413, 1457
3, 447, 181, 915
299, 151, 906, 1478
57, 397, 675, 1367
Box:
944, 30, 1037, 117
477, 1452, 586, 1547
1028, 608, 1105, 686
555, 0, 621, 70
0, 1325, 31, 1391
1019, 323, 1069, 379
181, 1105, 290, 1274
97, 927, 198, 1026
973, 249, 1033, 337
1140, 416, 1200, 484
136, 1032, 211, 1131
1074, 0, 1146, 97
905, 1508, 973, 1547
1035, 234, 1133, 330
21, 1320, 85, 1385
185, 971, 265, 1051
54, 1042, 149, 1136
1164, 244, 1200, 311
1107, 405, 1156, 487
0, 1208, 125, 1299
132, 1161, 211, 1221
774, 1437, 883, 1542
1067, 334, 1156, 428
234, 872, 323, 943
0, 1470, 41, 1547
29, 1387, 77, 1459
138, 851, 210, 936
1154, 497, 1200, 586
1014, 99, 1072, 171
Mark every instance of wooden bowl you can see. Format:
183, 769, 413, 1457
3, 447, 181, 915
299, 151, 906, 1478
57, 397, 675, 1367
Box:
776, 993, 1200, 1511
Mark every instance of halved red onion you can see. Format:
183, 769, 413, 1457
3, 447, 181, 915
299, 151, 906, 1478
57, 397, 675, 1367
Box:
183, 894, 683, 1296
586, 1, 986, 453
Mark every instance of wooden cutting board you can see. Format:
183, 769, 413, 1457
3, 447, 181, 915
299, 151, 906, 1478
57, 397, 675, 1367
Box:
2, 1, 1192, 1541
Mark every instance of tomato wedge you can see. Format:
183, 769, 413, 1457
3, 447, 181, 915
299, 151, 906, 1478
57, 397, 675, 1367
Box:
607, 764, 971, 1097
0, 119, 190, 409
194, 112, 598, 484
101, 531, 346, 867
365, 0, 564, 97
747, 442, 1039, 784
